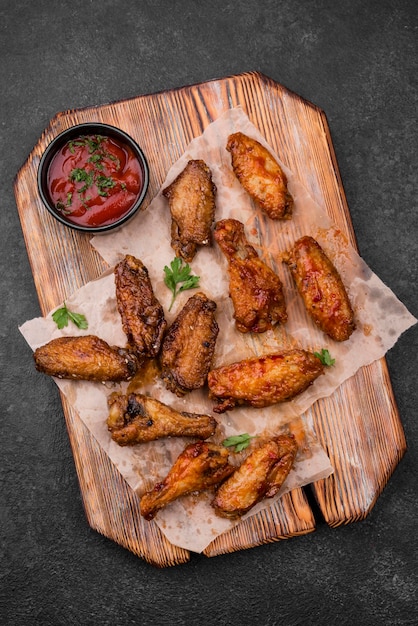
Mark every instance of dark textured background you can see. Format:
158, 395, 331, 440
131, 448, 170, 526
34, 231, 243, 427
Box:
1, 1, 417, 624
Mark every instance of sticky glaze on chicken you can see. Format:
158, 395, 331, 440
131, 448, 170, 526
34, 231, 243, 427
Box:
162, 159, 217, 262
140, 441, 235, 520
208, 349, 324, 413
160, 292, 219, 396
33, 335, 138, 382
114, 254, 166, 358
226, 132, 293, 220
107, 391, 218, 446
212, 434, 298, 518
214, 219, 287, 333
283, 236, 355, 341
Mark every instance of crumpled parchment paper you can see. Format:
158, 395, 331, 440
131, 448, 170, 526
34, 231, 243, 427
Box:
20, 107, 416, 553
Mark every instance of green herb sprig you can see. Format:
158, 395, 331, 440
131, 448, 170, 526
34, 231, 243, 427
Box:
52, 303, 88, 330
314, 348, 335, 367
222, 433, 255, 453
163, 257, 200, 311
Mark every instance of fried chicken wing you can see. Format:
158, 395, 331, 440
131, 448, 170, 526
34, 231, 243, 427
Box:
226, 132, 293, 220
283, 236, 355, 342
106, 391, 217, 445
160, 292, 219, 396
33, 335, 138, 382
212, 434, 298, 518
140, 441, 234, 520
162, 159, 217, 262
214, 219, 287, 333
208, 349, 324, 413
114, 254, 166, 358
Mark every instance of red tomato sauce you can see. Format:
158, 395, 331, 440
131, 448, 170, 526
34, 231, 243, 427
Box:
47, 134, 143, 227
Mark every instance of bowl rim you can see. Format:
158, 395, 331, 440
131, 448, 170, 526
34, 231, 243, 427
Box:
37, 122, 150, 233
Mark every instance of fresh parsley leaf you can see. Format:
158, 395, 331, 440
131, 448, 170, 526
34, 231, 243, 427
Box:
52, 303, 88, 330
222, 433, 255, 453
314, 348, 335, 367
163, 257, 200, 311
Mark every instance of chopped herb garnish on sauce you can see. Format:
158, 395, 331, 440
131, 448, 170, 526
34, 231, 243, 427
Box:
65, 135, 123, 206
48, 133, 142, 227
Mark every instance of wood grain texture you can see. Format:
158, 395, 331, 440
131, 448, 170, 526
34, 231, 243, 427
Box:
14, 72, 405, 566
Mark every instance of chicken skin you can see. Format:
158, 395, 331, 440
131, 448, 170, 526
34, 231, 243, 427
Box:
162, 159, 217, 262
160, 292, 219, 396
114, 255, 166, 359
140, 441, 235, 520
33, 335, 138, 382
212, 434, 298, 518
283, 236, 355, 342
214, 219, 287, 333
226, 132, 293, 220
106, 391, 218, 446
208, 349, 324, 413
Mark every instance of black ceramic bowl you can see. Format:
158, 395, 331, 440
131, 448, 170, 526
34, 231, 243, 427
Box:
37, 122, 149, 233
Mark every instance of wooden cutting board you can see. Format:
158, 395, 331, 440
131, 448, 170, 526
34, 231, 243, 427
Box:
14, 71, 406, 567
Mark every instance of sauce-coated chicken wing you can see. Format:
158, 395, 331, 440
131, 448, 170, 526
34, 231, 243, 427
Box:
33, 335, 138, 382
212, 434, 298, 518
114, 254, 166, 358
226, 132, 293, 220
208, 349, 324, 413
107, 391, 218, 445
140, 441, 235, 520
283, 236, 355, 341
214, 219, 287, 333
162, 159, 217, 262
160, 292, 219, 396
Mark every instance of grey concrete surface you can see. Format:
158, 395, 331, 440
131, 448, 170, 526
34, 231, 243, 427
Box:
1, 1, 417, 625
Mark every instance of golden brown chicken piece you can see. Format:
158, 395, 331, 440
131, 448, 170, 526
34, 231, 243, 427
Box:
214, 219, 287, 333
160, 292, 219, 396
226, 132, 293, 220
162, 159, 217, 262
33, 335, 138, 382
283, 236, 355, 342
140, 441, 235, 520
208, 349, 324, 413
212, 434, 298, 518
114, 254, 166, 359
106, 391, 218, 445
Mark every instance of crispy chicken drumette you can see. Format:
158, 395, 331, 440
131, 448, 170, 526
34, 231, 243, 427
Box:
162, 159, 217, 262
226, 132, 293, 220
107, 391, 218, 446
208, 349, 324, 413
214, 218, 287, 333
114, 254, 166, 359
33, 335, 138, 382
140, 441, 234, 520
283, 236, 355, 342
212, 434, 298, 518
160, 292, 219, 396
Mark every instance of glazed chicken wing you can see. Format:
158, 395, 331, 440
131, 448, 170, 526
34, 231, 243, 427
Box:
208, 349, 324, 413
212, 434, 298, 518
214, 219, 287, 333
106, 391, 217, 445
114, 254, 166, 358
160, 292, 219, 396
140, 441, 234, 520
283, 236, 355, 342
162, 159, 217, 262
226, 132, 293, 220
33, 335, 138, 382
